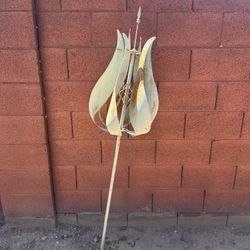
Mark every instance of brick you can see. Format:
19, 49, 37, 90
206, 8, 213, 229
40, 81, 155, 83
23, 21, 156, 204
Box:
72, 112, 112, 140
0, 167, 51, 195
53, 166, 76, 191
178, 214, 227, 227
182, 165, 235, 189
185, 112, 242, 139
0, 116, 45, 144
0, 50, 39, 82
154, 189, 204, 213
1, 194, 54, 217
92, 12, 156, 47
216, 83, 250, 111
222, 13, 250, 47
194, 0, 250, 11
56, 190, 101, 213
128, 212, 177, 227
48, 112, 72, 140
0, 145, 48, 168
211, 140, 250, 165
205, 190, 250, 213
130, 165, 181, 188
242, 113, 250, 138
157, 140, 210, 166
0, 0, 32, 10
39, 13, 91, 47
62, 0, 126, 10
127, 0, 192, 11
51, 140, 101, 165
0, 83, 43, 115
191, 49, 250, 80
35, 0, 61, 11
133, 112, 184, 140
102, 189, 152, 212
159, 82, 217, 111
0, 12, 35, 49
153, 49, 190, 81
68, 48, 113, 81
77, 165, 128, 189
102, 140, 155, 165
235, 166, 250, 189
45, 81, 92, 112
41, 49, 67, 80
158, 13, 222, 47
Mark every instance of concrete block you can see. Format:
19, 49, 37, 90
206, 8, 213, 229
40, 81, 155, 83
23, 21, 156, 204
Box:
228, 215, 250, 226
57, 213, 77, 225
178, 213, 227, 227
128, 212, 177, 227
78, 212, 127, 227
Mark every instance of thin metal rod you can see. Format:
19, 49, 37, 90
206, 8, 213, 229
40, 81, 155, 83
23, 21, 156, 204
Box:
100, 7, 141, 250
100, 135, 121, 250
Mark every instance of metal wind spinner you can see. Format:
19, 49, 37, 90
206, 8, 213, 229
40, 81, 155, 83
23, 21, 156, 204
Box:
88, 7, 159, 250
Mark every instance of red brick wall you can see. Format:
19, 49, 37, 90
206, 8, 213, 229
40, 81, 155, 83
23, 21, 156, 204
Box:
0, 1, 54, 217
1, 0, 250, 218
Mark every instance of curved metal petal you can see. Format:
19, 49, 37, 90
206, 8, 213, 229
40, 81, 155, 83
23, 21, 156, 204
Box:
88, 30, 126, 131
128, 36, 158, 136
106, 33, 131, 136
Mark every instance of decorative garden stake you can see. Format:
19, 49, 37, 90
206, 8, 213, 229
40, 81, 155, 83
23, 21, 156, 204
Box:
89, 7, 159, 250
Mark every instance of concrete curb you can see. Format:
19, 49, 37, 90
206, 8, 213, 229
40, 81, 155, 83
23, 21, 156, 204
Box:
3, 213, 250, 228
4, 216, 55, 228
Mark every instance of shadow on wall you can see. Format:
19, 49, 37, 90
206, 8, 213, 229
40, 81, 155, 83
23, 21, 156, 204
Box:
0, 200, 4, 226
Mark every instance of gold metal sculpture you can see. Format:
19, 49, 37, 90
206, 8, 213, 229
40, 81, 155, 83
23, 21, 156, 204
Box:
89, 7, 159, 250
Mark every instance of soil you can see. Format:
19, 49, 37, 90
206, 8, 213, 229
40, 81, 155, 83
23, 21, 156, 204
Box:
1, 223, 250, 250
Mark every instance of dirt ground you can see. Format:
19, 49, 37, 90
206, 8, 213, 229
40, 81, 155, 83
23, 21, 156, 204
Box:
1, 223, 250, 250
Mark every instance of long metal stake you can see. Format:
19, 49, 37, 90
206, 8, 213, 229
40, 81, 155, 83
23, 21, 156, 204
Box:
100, 8, 141, 250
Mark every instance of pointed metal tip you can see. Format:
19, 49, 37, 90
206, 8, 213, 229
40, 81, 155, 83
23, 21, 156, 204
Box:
128, 29, 131, 39
137, 6, 141, 20
136, 6, 141, 23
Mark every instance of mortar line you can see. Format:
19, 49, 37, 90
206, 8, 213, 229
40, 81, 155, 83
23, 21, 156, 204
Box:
226, 213, 229, 226
214, 83, 220, 110
151, 193, 154, 212
75, 165, 78, 189
202, 189, 206, 212
100, 190, 103, 212
65, 49, 70, 79
100, 140, 103, 163
183, 113, 187, 138
180, 165, 184, 188
208, 140, 214, 164
239, 112, 245, 138
191, 0, 194, 11
188, 50, 193, 79
232, 166, 238, 189
59, 0, 62, 11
